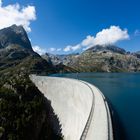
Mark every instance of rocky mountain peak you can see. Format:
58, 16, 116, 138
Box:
86, 45, 126, 54
0, 24, 32, 50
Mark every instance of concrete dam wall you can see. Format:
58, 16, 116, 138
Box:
30, 75, 113, 140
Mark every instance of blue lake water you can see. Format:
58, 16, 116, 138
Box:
51, 73, 140, 140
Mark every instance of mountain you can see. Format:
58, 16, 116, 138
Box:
86, 45, 126, 54
0, 25, 55, 78
42, 53, 78, 73
0, 24, 76, 79
45, 45, 140, 72
67, 45, 140, 72
3, 25, 139, 74
42, 53, 79, 66
0, 25, 32, 50
133, 51, 140, 59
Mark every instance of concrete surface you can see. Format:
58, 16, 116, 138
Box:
80, 81, 113, 140
30, 75, 113, 140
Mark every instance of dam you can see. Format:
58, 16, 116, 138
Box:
30, 75, 113, 140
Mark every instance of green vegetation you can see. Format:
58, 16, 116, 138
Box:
0, 73, 63, 140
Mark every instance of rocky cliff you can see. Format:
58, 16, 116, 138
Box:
0, 25, 54, 77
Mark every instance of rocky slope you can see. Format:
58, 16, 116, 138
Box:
69, 45, 140, 72
42, 53, 79, 66
0, 25, 55, 78
42, 53, 78, 73
0, 25, 32, 50
133, 51, 140, 59
44, 45, 140, 72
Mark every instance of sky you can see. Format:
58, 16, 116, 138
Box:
0, 0, 140, 54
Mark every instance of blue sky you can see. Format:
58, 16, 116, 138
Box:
1, 0, 140, 54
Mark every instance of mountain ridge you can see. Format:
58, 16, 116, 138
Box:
0, 24, 32, 50
43, 45, 140, 72
0, 25, 55, 78
86, 45, 126, 54
0, 25, 75, 77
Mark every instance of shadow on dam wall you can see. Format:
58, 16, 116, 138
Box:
107, 98, 125, 140
39, 95, 63, 140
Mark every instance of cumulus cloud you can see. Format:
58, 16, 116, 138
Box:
56, 48, 62, 51
81, 35, 95, 47
32, 46, 46, 55
33, 46, 62, 55
49, 47, 56, 52
71, 44, 81, 51
0, 0, 36, 32
63, 26, 129, 52
63, 45, 71, 52
48, 47, 61, 52
93, 26, 129, 45
63, 44, 81, 52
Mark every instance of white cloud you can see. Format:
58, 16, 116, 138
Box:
0, 0, 2, 6
0, 1, 36, 32
63, 45, 72, 52
48, 47, 62, 52
56, 48, 62, 51
32, 46, 46, 55
134, 29, 140, 36
63, 44, 81, 52
63, 26, 129, 52
49, 47, 56, 52
71, 44, 81, 51
82, 35, 95, 48
93, 26, 129, 45
33, 46, 62, 55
